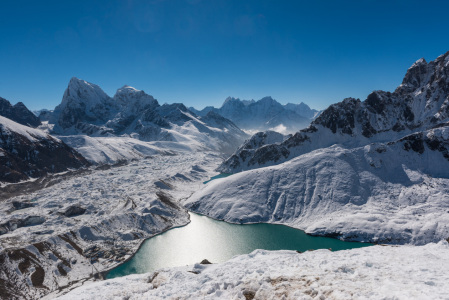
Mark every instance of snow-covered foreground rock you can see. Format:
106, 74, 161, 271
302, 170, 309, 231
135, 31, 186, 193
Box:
186, 126, 449, 245
58, 241, 449, 300
0, 151, 219, 299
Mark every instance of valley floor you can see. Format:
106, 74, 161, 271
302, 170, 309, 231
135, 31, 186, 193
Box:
57, 241, 449, 300
0, 151, 220, 299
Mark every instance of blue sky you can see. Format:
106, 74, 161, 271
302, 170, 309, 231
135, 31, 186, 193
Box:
1, 0, 448, 111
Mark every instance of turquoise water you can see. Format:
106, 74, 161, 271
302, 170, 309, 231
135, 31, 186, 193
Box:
106, 212, 371, 279
202, 173, 231, 184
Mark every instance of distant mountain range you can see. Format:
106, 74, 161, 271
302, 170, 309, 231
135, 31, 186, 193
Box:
190, 97, 320, 133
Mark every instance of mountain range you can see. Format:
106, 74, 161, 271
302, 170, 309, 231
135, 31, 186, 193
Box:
190, 96, 319, 133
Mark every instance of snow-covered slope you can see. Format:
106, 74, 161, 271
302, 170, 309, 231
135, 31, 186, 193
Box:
0, 97, 41, 128
0, 151, 220, 300
57, 241, 449, 300
48, 78, 248, 156
186, 126, 449, 245
219, 51, 449, 173
191, 96, 316, 133
58, 135, 174, 165
0, 115, 89, 183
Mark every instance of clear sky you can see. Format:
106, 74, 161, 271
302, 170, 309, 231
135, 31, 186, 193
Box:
1, 0, 448, 111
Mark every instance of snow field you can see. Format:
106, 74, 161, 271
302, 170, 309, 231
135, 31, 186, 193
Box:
57, 241, 449, 300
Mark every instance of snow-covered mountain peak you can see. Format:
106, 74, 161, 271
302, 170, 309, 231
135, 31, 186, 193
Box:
51, 78, 117, 133
284, 102, 320, 119
62, 77, 111, 107
259, 96, 275, 102
120, 84, 137, 90
257, 96, 282, 108
411, 57, 427, 67
223, 96, 241, 105
66, 77, 107, 99
115, 85, 145, 95
113, 85, 158, 110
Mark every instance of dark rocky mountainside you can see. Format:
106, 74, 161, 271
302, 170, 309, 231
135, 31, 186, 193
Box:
0, 97, 41, 128
219, 51, 449, 173
0, 115, 90, 183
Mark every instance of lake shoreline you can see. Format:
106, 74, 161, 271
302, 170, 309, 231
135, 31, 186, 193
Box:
105, 210, 372, 279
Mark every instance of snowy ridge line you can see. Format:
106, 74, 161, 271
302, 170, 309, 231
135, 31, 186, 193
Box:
57, 241, 449, 299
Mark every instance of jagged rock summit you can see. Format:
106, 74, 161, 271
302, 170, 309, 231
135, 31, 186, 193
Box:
219, 51, 449, 173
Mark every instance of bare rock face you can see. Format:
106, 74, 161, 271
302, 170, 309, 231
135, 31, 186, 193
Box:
219, 51, 449, 173
0, 97, 41, 128
63, 205, 86, 217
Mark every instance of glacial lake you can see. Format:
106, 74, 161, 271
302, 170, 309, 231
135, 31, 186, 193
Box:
106, 212, 372, 279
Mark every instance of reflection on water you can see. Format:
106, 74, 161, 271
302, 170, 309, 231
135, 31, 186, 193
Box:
107, 213, 371, 279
